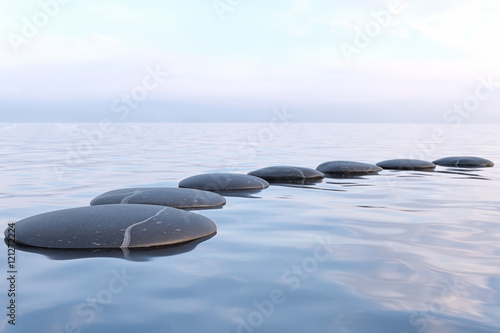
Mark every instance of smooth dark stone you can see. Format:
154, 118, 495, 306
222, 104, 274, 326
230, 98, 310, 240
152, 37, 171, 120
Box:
376, 159, 436, 170
433, 156, 494, 167
316, 161, 382, 175
8, 235, 214, 261
207, 189, 266, 198
248, 166, 324, 181
179, 173, 269, 191
90, 187, 226, 209
265, 179, 323, 185
7, 204, 217, 249
323, 174, 369, 179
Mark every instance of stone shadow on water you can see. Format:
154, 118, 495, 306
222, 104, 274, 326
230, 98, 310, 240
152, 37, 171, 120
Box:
264, 178, 353, 192
5, 234, 215, 262
323, 173, 379, 180
436, 168, 491, 180
267, 178, 324, 185
322, 174, 377, 190
264, 178, 325, 189
210, 189, 266, 198
273, 184, 347, 192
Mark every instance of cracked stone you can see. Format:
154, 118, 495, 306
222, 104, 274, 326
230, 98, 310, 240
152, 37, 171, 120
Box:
433, 156, 494, 167
248, 166, 324, 181
376, 159, 436, 170
179, 173, 269, 191
316, 161, 382, 175
90, 187, 226, 209
6, 204, 217, 250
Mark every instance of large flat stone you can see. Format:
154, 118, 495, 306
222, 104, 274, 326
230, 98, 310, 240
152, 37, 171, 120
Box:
90, 187, 226, 209
9, 235, 214, 261
7, 204, 217, 249
433, 156, 494, 167
179, 173, 269, 191
316, 161, 382, 175
376, 159, 436, 170
248, 166, 324, 181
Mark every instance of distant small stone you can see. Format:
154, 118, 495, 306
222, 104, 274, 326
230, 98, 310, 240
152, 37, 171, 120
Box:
376, 159, 436, 170
433, 156, 494, 167
6, 204, 217, 249
90, 187, 226, 209
248, 166, 324, 181
179, 173, 269, 191
316, 161, 382, 175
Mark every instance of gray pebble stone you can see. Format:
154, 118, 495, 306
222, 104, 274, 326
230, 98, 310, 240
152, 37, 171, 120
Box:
376, 159, 436, 170
90, 187, 226, 209
248, 166, 324, 181
11, 235, 214, 261
179, 173, 269, 191
432, 156, 494, 167
316, 161, 382, 175
6, 204, 217, 249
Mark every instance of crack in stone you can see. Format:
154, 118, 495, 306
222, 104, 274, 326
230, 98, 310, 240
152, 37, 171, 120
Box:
120, 189, 145, 204
291, 167, 306, 179
253, 177, 269, 188
120, 207, 169, 256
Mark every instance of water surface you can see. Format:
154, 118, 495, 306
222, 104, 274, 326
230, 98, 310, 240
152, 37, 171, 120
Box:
1, 123, 499, 333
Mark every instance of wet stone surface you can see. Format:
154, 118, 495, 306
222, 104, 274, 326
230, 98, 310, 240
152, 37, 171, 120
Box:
11, 235, 215, 261
248, 166, 324, 181
376, 159, 436, 170
433, 156, 494, 167
7, 204, 217, 249
90, 187, 226, 209
316, 161, 382, 175
179, 173, 270, 191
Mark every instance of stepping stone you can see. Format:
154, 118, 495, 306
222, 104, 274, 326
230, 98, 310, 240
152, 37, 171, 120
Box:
90, 187, 226, 209
262, 179, 323, 185
179, 173, 269, 191
12, 235, 214, 261
433, 156, 494, 167
376, 159, 436, 170
316, 161, 382, 175
248, 166, 324, 181
6, 204, 217, 249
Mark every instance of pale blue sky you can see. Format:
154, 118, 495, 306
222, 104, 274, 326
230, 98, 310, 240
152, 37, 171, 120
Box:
1, 0, 499, 122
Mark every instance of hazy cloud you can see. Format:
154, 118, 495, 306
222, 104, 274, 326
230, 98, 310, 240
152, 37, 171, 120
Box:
0, 0, 499, 122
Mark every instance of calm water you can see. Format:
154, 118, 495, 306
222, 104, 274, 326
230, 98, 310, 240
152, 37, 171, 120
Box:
1, 122, 499, 333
